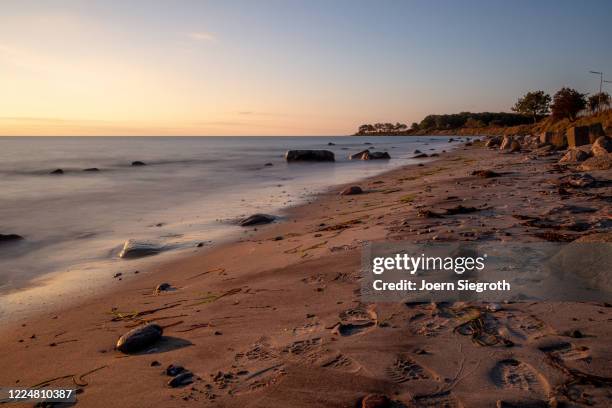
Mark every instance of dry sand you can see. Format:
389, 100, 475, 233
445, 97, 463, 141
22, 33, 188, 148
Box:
1, 142, 611, 407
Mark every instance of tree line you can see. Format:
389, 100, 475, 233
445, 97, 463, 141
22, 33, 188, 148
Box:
356, 87, 611, 135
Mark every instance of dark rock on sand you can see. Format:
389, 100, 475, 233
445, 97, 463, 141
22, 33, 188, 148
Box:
240, 213, 275, 226
156, 283, 172, 292
285, 150, 334, 162
445, 205, 479, 215
50, 168, 64, 175
119, 240, 163, 258
361, 393, 391, 408
413, 153, 428, 158
166, 364, 185, 376
131, 161, 146, 166
591, 136, 612, 157
116, 323, 163, 353
578, 154, 612, 171
0, 233, 24, 243
340, 186, 363, 196
559, 148, 589, 163
167, 371, 193, 388
150, 361, 161, 367
83, 167, 100, 172
471, 170, 500, 178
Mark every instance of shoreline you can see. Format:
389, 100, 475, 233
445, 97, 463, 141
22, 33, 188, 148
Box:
1, 141, 610, 407
0, 136, 456, 324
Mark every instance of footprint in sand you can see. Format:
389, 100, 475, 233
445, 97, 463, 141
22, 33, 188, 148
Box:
235, 340, 278, 362
491, 359, 547, 395
319, 352, 362, 373
333, 304, 377, 336
292, 321, 321, 335
502, 313, 553, 341
538, 341, 591, 363
339, 303, 377, 322
280, 337, 323, 358
230, 363, 287, 395
386, 355, 430, 383
413, 391, 463, 408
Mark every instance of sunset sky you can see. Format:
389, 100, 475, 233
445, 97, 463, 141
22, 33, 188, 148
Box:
1, 0, 612, 136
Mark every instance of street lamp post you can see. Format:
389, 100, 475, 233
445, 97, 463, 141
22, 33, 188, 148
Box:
589, 70, 604, 112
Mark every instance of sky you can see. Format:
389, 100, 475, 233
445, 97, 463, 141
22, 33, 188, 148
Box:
1, 0, 611, 136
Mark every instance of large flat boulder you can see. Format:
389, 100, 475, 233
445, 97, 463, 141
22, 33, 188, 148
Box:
285, 150, 334, 162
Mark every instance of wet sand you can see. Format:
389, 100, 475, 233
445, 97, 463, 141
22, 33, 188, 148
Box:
1, 142, 611, 407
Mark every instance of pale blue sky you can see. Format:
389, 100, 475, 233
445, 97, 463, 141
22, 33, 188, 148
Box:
1, 0, 611, 135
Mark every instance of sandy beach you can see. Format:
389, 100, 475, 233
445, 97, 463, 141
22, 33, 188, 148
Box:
1, 140, 610, 408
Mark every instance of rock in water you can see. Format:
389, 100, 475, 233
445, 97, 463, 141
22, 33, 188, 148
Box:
361, 393, 391, 408
559, 148, 589, 163
239, 213, 275, 226
119, 239, 163, 258
50, 168, 64, 175
131, 161, 146, 166
340, 186, 363, 195
350, 150, 391, 160
284, 150, 334, 162
168, 371, 194, 388
591, 136, 612, 157
349, 150, 370, 160
413, 153, 428, 158
0, 233, 24, 243
116, 323, 163, 353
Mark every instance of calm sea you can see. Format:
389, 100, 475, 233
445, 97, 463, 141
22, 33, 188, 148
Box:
0, 136, 460, 319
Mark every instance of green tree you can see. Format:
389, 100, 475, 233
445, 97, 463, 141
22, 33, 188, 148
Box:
550, 87, 587, 121
588, 92, 611, 113
511, 91, 551, 123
